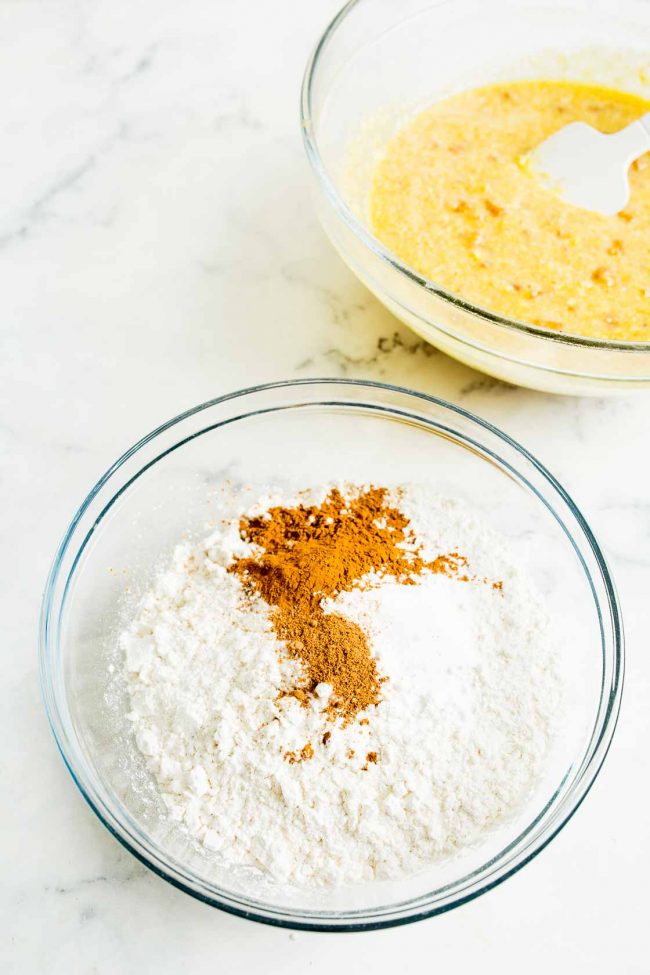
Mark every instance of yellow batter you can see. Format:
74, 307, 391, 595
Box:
369, 81, 650, 341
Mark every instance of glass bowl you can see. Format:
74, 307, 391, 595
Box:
301, 0, 650, 395
40, 380, 623, 930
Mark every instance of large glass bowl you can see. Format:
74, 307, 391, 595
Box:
301, 0, 650, 394
40, 380, 623, 930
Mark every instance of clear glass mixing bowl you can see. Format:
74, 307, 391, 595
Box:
40, 380, 623, 930
301, 0, 650, 394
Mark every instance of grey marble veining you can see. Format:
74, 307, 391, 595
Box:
2, 0, 649, 972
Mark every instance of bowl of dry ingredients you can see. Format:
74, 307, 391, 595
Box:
301, 0, 650, 394
40, 380, 622, 930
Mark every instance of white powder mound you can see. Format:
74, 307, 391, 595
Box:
122, 484, 562, 887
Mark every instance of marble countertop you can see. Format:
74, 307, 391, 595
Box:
4, 0, 649, 971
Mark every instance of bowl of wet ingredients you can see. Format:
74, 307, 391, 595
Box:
301, 0, 650, 393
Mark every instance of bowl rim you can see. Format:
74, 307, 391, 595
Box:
39, 378, 624, 931
300, 0, 650, 355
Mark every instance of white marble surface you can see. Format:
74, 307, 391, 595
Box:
3, 0, 650, 971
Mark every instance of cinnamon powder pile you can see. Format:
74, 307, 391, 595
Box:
230, 486, 468, 722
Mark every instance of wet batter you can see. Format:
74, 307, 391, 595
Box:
370, 81, 650, 341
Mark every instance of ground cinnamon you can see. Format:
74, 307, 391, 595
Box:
230, 486, 469, 723
283, 742, 314, 765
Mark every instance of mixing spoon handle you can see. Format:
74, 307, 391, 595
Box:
612, 111, 650, 163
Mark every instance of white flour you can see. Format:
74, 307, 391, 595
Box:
122, 484, 562, 887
